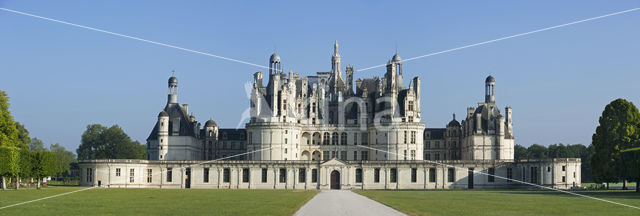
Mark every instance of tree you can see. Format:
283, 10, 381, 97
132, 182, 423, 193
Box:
31, 151, 57, 189
29, 137, 46, 152
0, 90, 21, 148
0, 90, 31, 190
514, 144, 529, 161
591, 98, 640, 191
49, 143, 77, 178
77, 124, 146, 160
17, 148, 33, 189
527, 144, 548, 159
0, 146, 19, 190
548, 144, 569, 158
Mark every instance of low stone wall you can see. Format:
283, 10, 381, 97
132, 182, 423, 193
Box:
78, 158, 580, 190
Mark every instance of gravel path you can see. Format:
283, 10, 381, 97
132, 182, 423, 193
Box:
295, 190, 406, 216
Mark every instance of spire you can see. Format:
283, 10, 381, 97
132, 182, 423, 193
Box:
334, 40, 339, 56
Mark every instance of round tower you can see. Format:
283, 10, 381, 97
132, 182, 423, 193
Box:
168, 76, 178, 104
204, 119, 218, 160
485, 75, 495, 103
157, 110, 169, 160
269, 53, 281, 74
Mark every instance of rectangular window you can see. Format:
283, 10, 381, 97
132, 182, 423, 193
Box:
411, 150, 416, 160
279, 168, 286, 183
435, 153, 440, 160
147, 169, 152, 183
411, 131, 416, 144
447, 168, 455, 182
353, 151, 358, 160
488, 168, 495, 182
562, 166, 566, 171
129, 168, 135, 183
404, 131, 407, 144
362, 132, 368, 145
374, 168, 380, 183
425, 153, 431, 160
204, 168, 210, 183
299, 168, 306, 183
507, 168, 513, 182
390, 168, 398, 183
429, 168, 436, 182
242, 168, 250, 183
354, 134, 358, 145
404, 150, 407, 160
340, 151, 347, 160
426, 141, 430, 149
167, 168, 173, 182
361, 151, 368, 160
356, 168, 363, 183
411, 168, 417, 183
86, 168, 93, 183
223, 168, 230, 183
562, 176, 566, 182
312, 169, 318, 183
115, 168, 121, 177
323, 151, 330, 161
261, 168, 268, 183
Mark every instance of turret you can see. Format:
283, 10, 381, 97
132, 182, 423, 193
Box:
485, 75, 495, 103
157, 110, 169, 160
345, 66, 354, 95
168, 76, 178, 104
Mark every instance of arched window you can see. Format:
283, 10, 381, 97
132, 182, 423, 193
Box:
341, 132, 347, 145
323, 132, 330, 145
332, 132, 338, 145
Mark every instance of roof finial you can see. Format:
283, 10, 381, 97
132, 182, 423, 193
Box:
334, 40, 339, 55
395, 41, 398, 54
453, 113, 456, 120
171, 70, 175, 76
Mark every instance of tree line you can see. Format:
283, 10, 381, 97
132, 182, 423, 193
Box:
0, 91, 75, 189
0, 90, 146, 190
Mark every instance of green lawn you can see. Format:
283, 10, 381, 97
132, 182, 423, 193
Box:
356, 190, 640, 216
0, 186, 318, 215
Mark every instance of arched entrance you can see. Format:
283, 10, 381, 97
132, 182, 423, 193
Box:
330, 170, 341, 189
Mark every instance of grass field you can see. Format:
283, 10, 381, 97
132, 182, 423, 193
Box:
356, 190, 640, 216
0, 186, 317, 216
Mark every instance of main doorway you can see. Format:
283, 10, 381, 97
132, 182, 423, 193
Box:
185, 168, 191, 189
468, 168, 474, 189
330, 170, 340, 189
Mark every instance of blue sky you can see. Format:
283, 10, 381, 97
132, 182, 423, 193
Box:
1, 1, 639, 152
